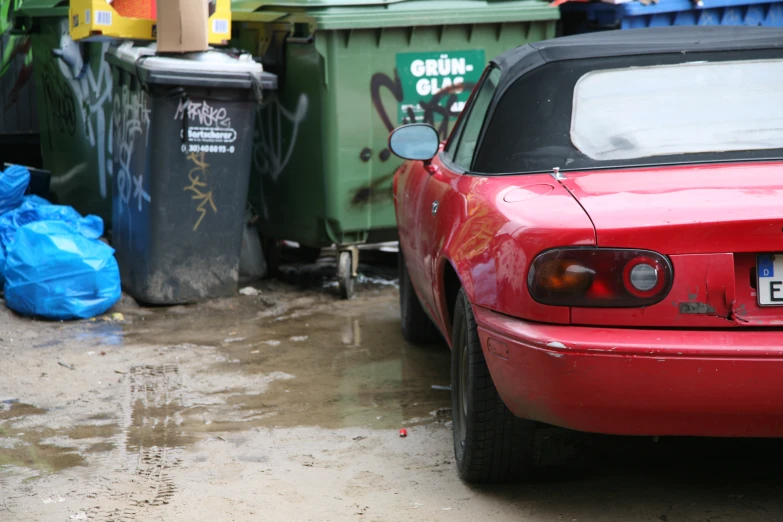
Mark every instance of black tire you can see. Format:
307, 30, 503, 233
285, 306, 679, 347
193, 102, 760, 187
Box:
399, 250, 442, 345
451, 288, 537, 484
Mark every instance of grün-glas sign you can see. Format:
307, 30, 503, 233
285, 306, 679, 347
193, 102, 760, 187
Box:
396, 50, 485, 131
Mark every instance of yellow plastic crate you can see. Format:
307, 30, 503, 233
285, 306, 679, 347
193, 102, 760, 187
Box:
69, 0, 231, 44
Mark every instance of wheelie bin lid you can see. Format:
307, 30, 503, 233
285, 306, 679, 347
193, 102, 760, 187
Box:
231, 0, 559, 27
106, 42, 277, 90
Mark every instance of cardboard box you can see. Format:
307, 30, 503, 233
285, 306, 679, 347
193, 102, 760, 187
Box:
157, 0, 208, 52
69, 0, 231, 45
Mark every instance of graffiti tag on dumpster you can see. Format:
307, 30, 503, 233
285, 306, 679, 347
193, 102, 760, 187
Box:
184, 151, 218, 231
113, 85, 151, 222
46, 20, 114, 201
370, 50, 484, 159
396, 50, 484, 128
41, 63, 77, 136
175, 99, 237, 154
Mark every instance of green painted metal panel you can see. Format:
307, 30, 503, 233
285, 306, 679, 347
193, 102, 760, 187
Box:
233, 0, 559, 29
30, 17, 114, 222
234, 2, 558, 247
17, 0, 69, 18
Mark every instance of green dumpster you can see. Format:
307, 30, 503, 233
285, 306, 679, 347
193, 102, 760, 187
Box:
231, 0, 558, 298
16, 0, 115, 223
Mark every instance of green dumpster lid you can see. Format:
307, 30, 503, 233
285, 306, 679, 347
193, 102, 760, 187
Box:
231, 0, 559, 28
17, 0, 69, 18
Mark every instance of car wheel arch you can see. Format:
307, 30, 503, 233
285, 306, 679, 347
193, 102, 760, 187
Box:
438, 257, 470, 346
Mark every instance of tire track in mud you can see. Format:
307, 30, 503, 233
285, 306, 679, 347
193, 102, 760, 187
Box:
0, 476, 18, 514
87, 364, 183, 521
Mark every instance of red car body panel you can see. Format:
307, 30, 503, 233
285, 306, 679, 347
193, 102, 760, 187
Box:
394, 154, 783, 436
396, 151, 596, 335
475, 305, 783, 437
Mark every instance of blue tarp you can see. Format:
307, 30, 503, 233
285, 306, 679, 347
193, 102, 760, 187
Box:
0, 167, 121, 320
4, 220, 121, 320
0, 165, 30, 216
0, 196, 101, 279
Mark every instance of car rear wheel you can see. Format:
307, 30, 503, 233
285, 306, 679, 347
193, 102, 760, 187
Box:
451, 288, 537, 483
399, 250, 441, 345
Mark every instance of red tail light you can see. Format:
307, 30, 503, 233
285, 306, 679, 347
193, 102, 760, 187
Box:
528, 248, 673, 307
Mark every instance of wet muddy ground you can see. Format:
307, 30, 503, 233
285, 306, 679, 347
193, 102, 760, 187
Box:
2, 250, 783, 521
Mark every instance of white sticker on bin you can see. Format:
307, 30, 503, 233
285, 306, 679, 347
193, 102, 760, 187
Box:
175, 99, 237, 155
95, 10, 112, 25
212, 19, 228, 34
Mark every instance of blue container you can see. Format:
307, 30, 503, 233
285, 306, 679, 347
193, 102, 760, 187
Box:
560, 0, 783, 33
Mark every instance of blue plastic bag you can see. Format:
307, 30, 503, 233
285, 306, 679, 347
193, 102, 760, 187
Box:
0, 165, 30, 215
20, 194, 50, 208
4, 220, 121, 320
0, 199, 103, 279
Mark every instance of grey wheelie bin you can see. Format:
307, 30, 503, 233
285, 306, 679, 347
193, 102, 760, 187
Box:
106, 43, 276, 304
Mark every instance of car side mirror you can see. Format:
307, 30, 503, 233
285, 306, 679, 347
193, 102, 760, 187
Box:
388, 124, 439, 161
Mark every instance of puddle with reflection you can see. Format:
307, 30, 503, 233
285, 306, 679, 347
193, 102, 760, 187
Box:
0, 407, 88, 473
125, 292, 452, 431
0, 401, 120, 474
2, 290, 452, 478
0, 401, 47, 421
0, 438, 86, 473
72, 322, 125, 347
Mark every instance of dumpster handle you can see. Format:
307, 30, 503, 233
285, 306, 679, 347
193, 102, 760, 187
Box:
250, 74, 264, 105
135, 56, 151, 94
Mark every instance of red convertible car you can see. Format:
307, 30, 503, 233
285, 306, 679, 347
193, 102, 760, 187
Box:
390, 26, 783, 483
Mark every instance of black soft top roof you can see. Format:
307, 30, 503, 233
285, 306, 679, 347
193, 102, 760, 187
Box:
493, 26, 783, 84
472, 26, 783, 175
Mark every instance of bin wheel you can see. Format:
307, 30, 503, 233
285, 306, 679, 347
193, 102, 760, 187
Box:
337, 250, 356, 300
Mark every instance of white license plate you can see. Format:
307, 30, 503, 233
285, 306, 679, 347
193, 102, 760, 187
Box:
757, 254, 783, 306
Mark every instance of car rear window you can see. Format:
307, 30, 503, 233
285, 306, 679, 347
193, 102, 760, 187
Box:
472, 49, 783, 175
571, 60, 783, 161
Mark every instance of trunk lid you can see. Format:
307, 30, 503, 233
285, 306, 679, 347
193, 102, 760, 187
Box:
560, 162, 783, 254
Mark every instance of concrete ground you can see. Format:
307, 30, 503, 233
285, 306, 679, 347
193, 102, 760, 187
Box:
2, 252, 783, 522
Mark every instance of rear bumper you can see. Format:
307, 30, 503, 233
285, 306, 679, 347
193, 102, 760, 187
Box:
475, 306, 783, 437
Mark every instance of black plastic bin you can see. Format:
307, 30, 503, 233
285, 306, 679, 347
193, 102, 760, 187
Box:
106, 43, 276, 304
